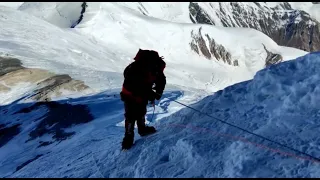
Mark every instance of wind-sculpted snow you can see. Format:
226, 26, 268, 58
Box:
0, 2, 318, 178
0, 90, 187, 177
18, 2, 84, 28
157, 52, 320, 177
2, 52, 320, 178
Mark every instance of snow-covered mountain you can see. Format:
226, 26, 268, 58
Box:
0, 2, 308, 104
32, 2, 317, 52
16, 2, 320, 52
0, 2, 318, 178
187, 2, 320, 52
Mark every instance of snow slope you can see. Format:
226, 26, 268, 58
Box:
288, 2, 320, 22
111, 2, 191, 23
0, 2, 23, 9
2, 51, 320, 178
10, 2, 307, 93
309, 4, 320, 22
18, 2, 84, 28
0, 2, 315, 178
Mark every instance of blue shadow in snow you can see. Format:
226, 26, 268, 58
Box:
0, 90, 123, 148
0, 90, 184, 148
145, 90, 184, 123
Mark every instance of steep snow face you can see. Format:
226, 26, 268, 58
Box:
75, 2, 306, 90
288, 2, 316, 15
113, 2, 191, 23
0, 2, 23, 9
2, 51, 320, 178
18, 2, 192, 24
309, 4, 320, 22
18, 2, 84, 28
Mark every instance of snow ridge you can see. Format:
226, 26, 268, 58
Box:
0, 2, 318, 178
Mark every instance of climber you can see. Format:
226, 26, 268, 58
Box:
120, 49, 166, 150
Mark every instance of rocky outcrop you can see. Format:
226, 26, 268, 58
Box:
0, 56, 24, 76
0, 57, 54, 93
263, 44, 283, 67
273, 11, 320, 52
0, 56, 94, 147
189, 2, 214, 25
0, 56, 94, 149
0, 68, 55, 87
190, 27, 238, 66
190, 28, 211, 59
205, 34, 234, 66
32, 74, 90, 101
0, 58, 94, 148
0, 56, 91, 101
188, 2, 320, 52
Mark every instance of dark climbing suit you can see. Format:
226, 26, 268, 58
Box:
120, 49, 166, 149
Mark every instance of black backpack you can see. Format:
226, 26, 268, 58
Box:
133, 49, 166, 74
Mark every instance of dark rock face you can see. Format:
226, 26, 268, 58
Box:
189, 2, 214, 25
189, 26, 283, 67
0, 56, 90, 101
274, 11, 320, 52
190, 27, 236, 66
0, 57, 24, 76
188, 2, 320, 52
190, 28, 212, 59
71, 2, 87, 28
32, 74, 90, 101
263, 44, 283, 67
205, 34, 233, 66
32, 74, 73, 101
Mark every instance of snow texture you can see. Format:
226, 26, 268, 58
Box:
0, 3, 307, 105
0, 2, 318, 178
2, 52, 320, 178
